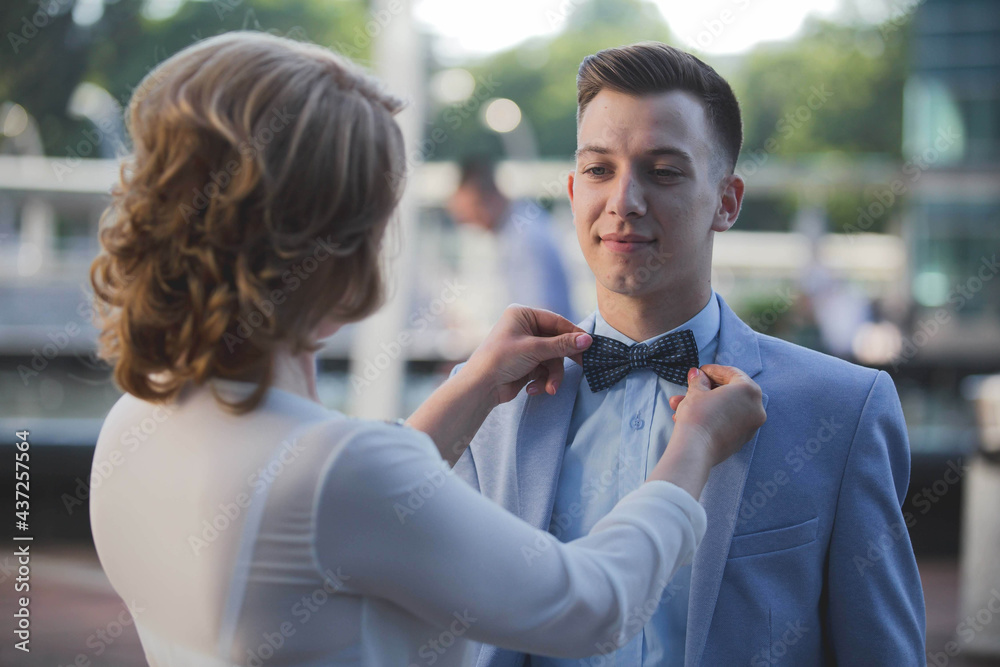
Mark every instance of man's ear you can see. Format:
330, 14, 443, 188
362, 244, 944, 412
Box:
566, 171, 575, 212
711, 172, 744, 233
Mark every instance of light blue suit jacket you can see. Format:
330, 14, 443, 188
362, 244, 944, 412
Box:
451, 293, 925, 666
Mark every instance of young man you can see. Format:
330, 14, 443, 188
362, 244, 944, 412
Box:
450, 42, 925, 665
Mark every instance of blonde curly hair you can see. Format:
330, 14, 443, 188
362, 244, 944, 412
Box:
90, 31, 406, 414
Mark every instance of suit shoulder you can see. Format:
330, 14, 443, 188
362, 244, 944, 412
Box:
753, 331, 884, 396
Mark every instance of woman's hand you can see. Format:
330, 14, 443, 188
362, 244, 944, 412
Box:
462, 305, 593, 406
648, 364, 766, 498
668, 365, 767, 466
408, 305, 591, 465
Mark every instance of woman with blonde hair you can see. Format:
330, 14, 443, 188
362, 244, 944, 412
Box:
88, 31, 766, 666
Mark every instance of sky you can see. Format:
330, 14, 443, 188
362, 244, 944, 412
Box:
128, 0, 920, 61
414, 0, 917, 62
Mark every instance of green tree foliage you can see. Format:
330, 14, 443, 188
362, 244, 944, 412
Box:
735, 16, 910, 159
427, 0, 672, 161
1, 0, 367, 156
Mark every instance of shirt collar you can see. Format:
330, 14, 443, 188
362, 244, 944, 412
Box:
593, 289, 720, 355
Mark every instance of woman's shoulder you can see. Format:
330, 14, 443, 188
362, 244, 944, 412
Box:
303, 416, 439, 462
304, 416, 445, 503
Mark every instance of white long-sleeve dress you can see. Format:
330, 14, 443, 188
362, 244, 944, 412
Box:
89, 378, 706, 666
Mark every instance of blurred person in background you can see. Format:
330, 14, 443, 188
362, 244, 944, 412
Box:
448, 155, 576, 321
451, 41, 926, 667
85, 31, 767, 666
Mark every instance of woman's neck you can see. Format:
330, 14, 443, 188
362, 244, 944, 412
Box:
270, 344, 321, 404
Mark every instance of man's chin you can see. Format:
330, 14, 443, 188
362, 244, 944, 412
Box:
598, 276, 661, 299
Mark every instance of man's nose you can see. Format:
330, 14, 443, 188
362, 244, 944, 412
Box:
605, 170, 647, 219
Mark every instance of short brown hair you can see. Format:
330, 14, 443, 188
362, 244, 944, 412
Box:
576, 42, 742, 176
90, 31, 406, 414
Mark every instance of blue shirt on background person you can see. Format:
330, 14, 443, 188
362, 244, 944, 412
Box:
495, 199, 576, 323
447, 156, 576, 322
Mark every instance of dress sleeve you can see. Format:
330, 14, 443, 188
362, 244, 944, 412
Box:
311, 420, 706, 659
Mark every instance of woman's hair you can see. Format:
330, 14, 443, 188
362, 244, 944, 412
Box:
90, 31, 406, 414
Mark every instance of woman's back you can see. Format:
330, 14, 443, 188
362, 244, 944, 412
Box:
90, 379, 395, 666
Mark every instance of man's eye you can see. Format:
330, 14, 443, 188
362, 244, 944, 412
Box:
653, 168, 681, 178
585, 166, 608, 176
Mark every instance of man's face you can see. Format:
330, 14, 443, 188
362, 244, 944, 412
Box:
568, 89, 743, 301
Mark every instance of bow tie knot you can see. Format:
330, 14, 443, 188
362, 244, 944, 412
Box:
581, 328, 699, 392
629, 343, 650, 367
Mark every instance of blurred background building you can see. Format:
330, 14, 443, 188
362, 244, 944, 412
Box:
0, 0, 998, 663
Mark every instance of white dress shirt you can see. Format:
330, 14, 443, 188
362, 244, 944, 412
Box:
532, 290, 721, 666
89, 376, 708, 666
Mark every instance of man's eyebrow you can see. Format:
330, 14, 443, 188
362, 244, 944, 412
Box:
574, 144, 695, 164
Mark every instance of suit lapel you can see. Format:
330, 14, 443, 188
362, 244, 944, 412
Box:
685, 293, 768, 667
474, 314, 595, 667
514, 311, 595, 530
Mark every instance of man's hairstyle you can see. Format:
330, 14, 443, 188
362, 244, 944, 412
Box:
576, 42, 743, 176
89, 31, 406, 414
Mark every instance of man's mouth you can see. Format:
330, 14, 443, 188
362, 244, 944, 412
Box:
600, 233, 654, 253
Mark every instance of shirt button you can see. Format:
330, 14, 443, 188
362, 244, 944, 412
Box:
631, 415, 644, 430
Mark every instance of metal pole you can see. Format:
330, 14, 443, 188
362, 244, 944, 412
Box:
346, 0, 424, 420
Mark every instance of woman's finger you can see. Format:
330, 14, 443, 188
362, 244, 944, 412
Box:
686, 367, 712, 393
524, 365, 549, 396
542, 357, 564, 394
669, 394, 685, 411
699, 364, 750, 386
521, 306, 586, 338
524, 331, 592, 368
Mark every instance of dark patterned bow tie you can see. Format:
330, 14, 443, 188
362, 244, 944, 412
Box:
581, 329, 699, 392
